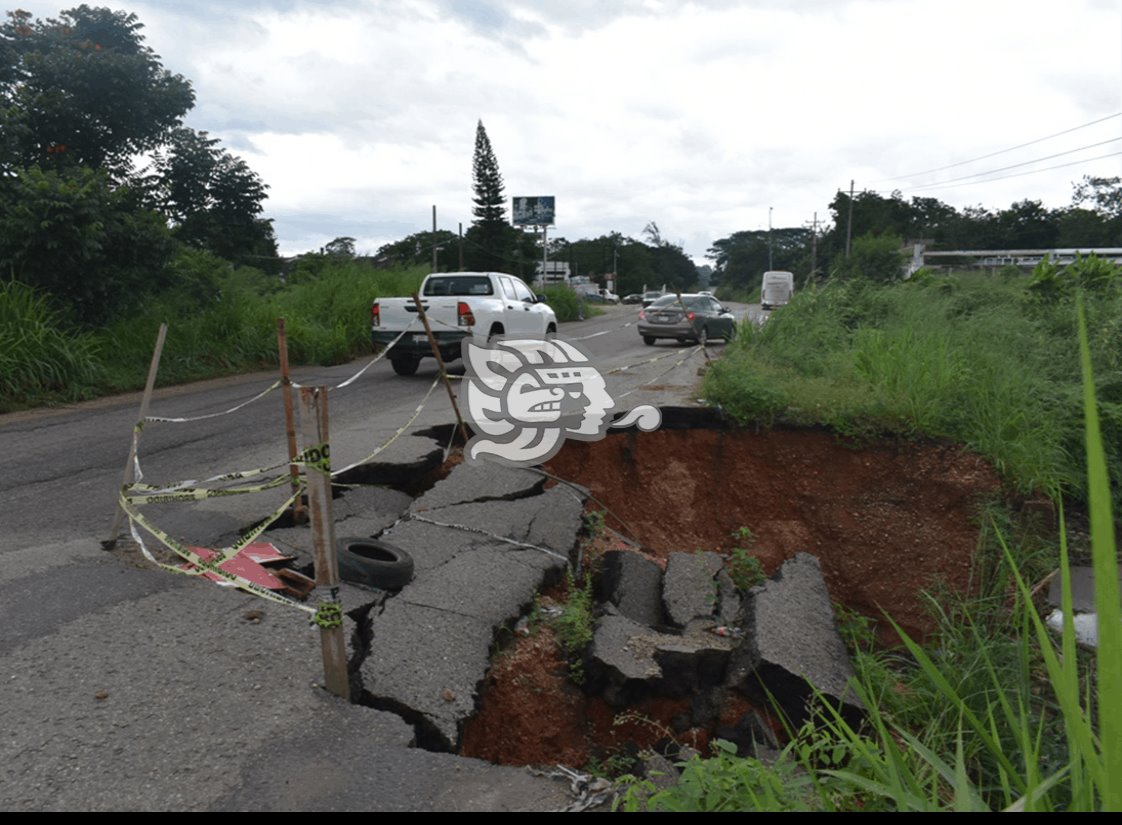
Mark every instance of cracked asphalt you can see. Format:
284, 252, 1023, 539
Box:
0, 305, 753, 810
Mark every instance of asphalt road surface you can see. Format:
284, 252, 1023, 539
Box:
0, 301, 756, 811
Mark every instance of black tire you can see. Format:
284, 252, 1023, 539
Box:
390, 354, 420, 376
336, 538, 414, 590
545, 323, 557, 340
643, 336, 656, 346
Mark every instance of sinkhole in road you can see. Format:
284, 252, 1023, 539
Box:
457, 419, 1006, 769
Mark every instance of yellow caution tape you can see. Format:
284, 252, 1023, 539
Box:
120, 489, 317, 615
331, 373, 442, 476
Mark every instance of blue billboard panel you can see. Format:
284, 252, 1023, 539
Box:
512, 196, 555, 226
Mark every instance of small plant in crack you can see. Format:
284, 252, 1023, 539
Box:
582, 507, 607, 538
726, 527, 766, 591
553, 567, 595, 684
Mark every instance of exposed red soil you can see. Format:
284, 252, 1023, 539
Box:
460, 426, 1004, 768
547, 426, 1002, 642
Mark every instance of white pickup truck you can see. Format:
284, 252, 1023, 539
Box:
370, 271, 558, 375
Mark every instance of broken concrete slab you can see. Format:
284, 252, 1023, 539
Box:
410, 462, 544, 513
662, 551, 724, 627
360, 599, 495, 751
731, 553, 862, 726
355, 481, 584, 752
374, 518, 495, 573
399, 544, 565, 627
599, 550, 664, 627
332, 485, 413, 522
1047, 565, 1122, 613
339, 434, 444, 487
588, 613, 736, 707
399, 486, 584, 561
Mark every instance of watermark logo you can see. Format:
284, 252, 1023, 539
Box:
461, 337, 661, 466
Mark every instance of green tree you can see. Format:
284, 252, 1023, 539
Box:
0, 6, 194, 178
0, 165, 174, 323
832, 232, 906, 282
466, 119, 515, 271
376, 229, 459, 270
151, 127, 277, 270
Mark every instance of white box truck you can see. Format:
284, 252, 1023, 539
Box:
761, 270, 795, 310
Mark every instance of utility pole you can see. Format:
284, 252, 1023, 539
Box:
431, 205, 438, 273
809, 212, 818, 288
458, 222, 463, 270
845, 180, 855, 259
768, 206, 774, 270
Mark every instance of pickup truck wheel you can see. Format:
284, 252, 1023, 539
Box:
390, 354, 420, 376
545, 323, 557, 340
643, 336, 656, 346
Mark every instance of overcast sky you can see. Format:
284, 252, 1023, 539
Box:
14, 0, 1122, 263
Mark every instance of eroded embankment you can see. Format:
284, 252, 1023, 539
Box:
459, 424, 1005, 768
545, 425, 1003, 642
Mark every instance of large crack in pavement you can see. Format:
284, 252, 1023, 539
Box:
259, 440, 588, 754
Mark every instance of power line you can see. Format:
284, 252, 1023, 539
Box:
894, 136, 1122, 190
897, 150, 1122, 195
873, 111, 1122, 184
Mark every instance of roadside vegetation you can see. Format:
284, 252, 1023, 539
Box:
0, 251, 427, 412
617, 263, 1122, 811
705, 259, 1122, 511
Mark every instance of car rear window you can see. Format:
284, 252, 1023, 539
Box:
423, 276, 494, 296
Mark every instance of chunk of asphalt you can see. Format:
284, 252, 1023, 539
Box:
599, 550, 665, 627
357, 487, 581, 751
376, 518, 495, 573
588, 614, 735, 707
409, 462, 545, 513
731, 553, 863, 727
344, 435, 444, 487
332, 485, 413, 522
1047, 565, 1122, 613
400, 486, 584, 562
400, 545, 564, 626
359, 599, 495, 751
662, 551, 724, 627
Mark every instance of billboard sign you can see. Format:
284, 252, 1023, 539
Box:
512, 196, 555, 227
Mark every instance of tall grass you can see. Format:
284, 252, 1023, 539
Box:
703, 271, 1120, 508
94, 257, 427, 393
0, 279, 104, 410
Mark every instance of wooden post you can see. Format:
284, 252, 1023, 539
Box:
276, 319, 306, 524
104, 323, 167, 549
411, 292, 471, 445
298, 386, 350, 700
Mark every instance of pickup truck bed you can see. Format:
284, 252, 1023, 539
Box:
371, 272, 557, 375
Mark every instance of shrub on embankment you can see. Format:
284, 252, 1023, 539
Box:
703, 262, 1122, 509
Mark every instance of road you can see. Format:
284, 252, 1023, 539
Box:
0, 301, 756, 810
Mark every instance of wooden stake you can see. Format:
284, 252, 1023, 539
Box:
104, 323, 167, 549
298, 386, 350, 700
411, 292, 471, 445
276, 318, 306, 524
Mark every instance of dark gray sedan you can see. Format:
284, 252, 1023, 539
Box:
637, 293, 737, 345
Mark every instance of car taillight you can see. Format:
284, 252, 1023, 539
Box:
458, 301, 475, 327
638, 309, 645, 320
371, 302, 380, 327
686, 311, 695, 321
